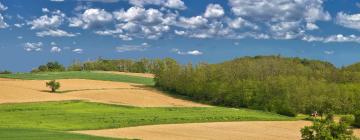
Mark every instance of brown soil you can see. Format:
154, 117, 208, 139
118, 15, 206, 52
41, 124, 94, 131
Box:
74, 121, 312, 140
0, 78, 207, 107
74, 121, 360, 140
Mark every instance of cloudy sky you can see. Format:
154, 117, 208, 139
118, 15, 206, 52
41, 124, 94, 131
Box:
0, 0, 359, 71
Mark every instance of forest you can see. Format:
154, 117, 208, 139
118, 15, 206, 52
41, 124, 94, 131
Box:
28, 56, 360, 117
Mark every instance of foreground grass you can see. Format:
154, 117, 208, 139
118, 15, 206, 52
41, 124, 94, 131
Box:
0, 71, 154, 85
0, 128, 123, 140
0, 101, 294, 131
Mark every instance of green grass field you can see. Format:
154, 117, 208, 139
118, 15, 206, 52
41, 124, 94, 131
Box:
0, 71, 154, 85
0, 101, 294, 131
0, 128, 124, 140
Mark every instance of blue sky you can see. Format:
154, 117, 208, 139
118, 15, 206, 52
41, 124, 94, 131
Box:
0, 0, 360, 72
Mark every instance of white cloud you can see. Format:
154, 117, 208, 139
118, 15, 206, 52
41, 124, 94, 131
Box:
50, 46, 61, 53
129, 0, 186, 10
51, 42, 56, 45
36, 29, 78, 37
336, 12, 360, 30
324, 34, 360, 43
96, 6, 174, 40
42, 8, 50, 13
306, 23, 319, 30
28, 12, 65, 30
228, 17, 258, 30
69, 8, 113, 29
24, 42, 43, 52
302, 34, 360, 44
115, 43, 149, 52
17, 36, 23, 39
72, 48, 83, 54
0, 2, 8, 29
0, 2, 7, 11
50, 0, 64, 2
172, 48, 203, 55
204, 4, 224, 18
178, 16, 208, 29
14, 23, 24, 28
0, 14, 8, 28
229, 0, 330, 22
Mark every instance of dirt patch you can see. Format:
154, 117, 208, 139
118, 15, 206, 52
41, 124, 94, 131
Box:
74, 121, 312, 140
93, 71, 154, 78
0, 78, 207, 107
74, 121, 360, 140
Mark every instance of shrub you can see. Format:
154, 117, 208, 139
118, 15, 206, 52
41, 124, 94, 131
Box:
0, 70, 12, 74
340, 115, 355, 125
46, 80, 60, 93
301, 114, 355, 140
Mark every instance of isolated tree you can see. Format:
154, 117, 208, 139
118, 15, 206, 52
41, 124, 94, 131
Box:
46, 80, 60, 93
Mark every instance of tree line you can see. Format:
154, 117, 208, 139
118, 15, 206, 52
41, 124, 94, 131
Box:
31, 58, 161, 73
153, 56, 360, 117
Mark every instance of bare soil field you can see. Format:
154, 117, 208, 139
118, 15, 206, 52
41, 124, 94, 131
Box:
93, 71, 155, 78
0, 78, 207, 107
74, 121, 360, 140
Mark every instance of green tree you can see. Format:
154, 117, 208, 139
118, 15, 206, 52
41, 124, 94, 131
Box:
46, 80, 61, 93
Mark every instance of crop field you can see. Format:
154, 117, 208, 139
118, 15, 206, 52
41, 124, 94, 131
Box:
0, 101, 293, 131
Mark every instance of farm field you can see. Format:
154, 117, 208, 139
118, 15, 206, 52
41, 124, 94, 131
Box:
0, 71, 359, 140
0, 78, 205, 107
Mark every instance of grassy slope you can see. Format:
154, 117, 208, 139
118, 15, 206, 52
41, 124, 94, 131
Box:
0, 71, 154, 85
0, 128, 124, 140
0, 101, 294, 131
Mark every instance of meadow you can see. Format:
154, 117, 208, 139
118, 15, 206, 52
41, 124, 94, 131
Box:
0, 101, 293, 131
0, 71, 154, 85
0, 128, 123, 140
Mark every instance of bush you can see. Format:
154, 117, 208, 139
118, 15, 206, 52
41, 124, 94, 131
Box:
301, 114, 355, 140
46, 80, 60, 93
0, 70, 12, 74
340, 115, 355, 125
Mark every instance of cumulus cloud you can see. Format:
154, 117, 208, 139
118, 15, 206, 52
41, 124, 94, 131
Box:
50, 0, 64, 2
178, 16, 208, 29
94, 6, 174, 40
336, 12, 360, 30
28, 11, 65, 30
116, 43, 149, 52
172, 48, 203, 55
69, 8, 113, 29
50, 46, 61, 53
204, 4, 224, 18
227, 0, 330, 39
129, 0, 186, 10
36, 29, 78, 37
24, 42, 43, 52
